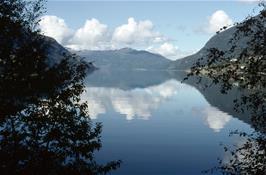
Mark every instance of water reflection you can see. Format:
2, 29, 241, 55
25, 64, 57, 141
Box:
84, 70, 249, 132
192, 106, 231, 133
183, 72, 265, 173
83, 79, 182, 120
83, 70, 256, 174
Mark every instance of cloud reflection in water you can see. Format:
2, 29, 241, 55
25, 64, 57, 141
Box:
83, 79, 232, 133
82, 80, 181, 120
192, 106, 232, 132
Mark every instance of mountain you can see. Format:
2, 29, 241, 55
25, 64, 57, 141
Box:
169, 19, 253, 70
43, 36, 72, 67
43, 36, 95, 71
74, 48, 172, 70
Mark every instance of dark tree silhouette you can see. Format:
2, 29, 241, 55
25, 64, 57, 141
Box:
185, 3, 266, 175
0, 0, 121, 174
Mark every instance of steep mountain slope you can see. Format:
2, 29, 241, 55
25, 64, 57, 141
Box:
169, 21, 252, 70
43, 36, 71, 67
43, 36, 95, 71
75, 48, 172, 70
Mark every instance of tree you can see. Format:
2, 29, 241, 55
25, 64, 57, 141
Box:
185, 3, 266, 175
0, 0, 121, 174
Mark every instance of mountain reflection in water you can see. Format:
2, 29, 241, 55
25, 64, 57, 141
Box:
83, 70, 256, 175
83, 78, 233, 133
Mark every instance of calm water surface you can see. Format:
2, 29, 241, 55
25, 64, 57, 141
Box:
83, 70, 253, 175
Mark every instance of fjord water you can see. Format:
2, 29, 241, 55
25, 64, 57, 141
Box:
83, 70, 253, 175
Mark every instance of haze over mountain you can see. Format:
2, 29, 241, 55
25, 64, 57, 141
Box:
74, 48, 173, 70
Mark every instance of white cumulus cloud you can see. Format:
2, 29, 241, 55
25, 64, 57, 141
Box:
39, 15, 72, 44
147, 42, 197, 60
67, 18, 109, 50
39, 15, 193, 59
147, 42, 179, 60
112, 17, 166, 47
39, 16, 168, 51
206, 10, 233, 34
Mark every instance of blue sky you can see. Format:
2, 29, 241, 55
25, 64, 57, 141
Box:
41, 1, 260, 60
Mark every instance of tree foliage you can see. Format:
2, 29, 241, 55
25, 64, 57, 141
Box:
0, 0, 121, 174
185, 3, 266, 175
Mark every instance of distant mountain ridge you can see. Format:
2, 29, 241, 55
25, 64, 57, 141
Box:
74, 48, 173, 70
169, 27, 238, 70
70, 22, 248, 71
169, 14, 261, 70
